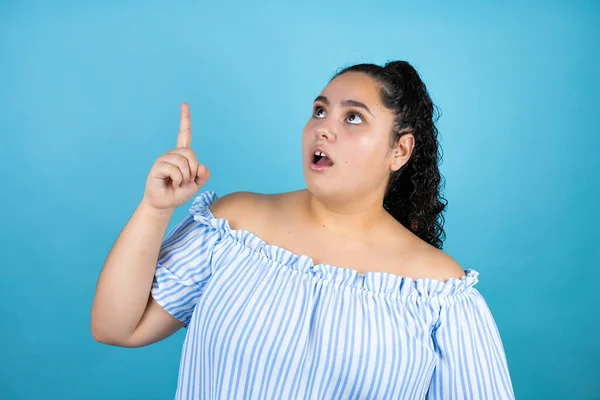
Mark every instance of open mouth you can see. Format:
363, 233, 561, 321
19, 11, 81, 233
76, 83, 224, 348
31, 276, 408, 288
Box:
312, 150, 334, 167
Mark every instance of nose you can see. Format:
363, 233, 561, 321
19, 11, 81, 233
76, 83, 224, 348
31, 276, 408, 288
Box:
316, 127, 335, 142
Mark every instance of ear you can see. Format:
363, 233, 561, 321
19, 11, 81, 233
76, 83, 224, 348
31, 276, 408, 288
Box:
390, 134, 414, 172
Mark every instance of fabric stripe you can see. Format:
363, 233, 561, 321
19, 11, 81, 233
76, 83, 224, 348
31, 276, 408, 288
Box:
150, 191, 515, 399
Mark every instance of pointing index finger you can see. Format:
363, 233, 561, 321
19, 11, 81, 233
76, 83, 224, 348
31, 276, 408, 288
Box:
176, 102, 192, 148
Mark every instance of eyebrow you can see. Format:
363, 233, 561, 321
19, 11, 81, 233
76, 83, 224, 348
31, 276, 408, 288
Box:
314, 95, 375, 118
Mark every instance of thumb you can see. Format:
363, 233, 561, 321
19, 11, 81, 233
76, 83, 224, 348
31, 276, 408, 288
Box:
194, 164, 210, 187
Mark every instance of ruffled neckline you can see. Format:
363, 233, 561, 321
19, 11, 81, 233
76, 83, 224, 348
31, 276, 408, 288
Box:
189, 191, 480, 298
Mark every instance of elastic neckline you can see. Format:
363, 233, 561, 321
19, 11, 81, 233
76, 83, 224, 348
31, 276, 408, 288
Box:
190, 191, 480, 297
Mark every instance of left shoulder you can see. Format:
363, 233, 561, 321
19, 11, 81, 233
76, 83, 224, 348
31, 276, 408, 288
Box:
416, 247, 466, 282
386, 216, 466, 282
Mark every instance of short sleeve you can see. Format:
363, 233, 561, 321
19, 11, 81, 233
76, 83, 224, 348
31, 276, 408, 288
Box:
150, 209, 221, 327
426, 289, 516, 399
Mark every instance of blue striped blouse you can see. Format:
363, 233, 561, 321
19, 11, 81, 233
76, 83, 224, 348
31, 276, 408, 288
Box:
151, 191, 515, 399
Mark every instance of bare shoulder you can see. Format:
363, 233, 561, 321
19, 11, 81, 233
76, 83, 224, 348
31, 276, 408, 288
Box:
209, 191, 266, 217
209, 191, 271, 230
385, 217, 466, 282
208, 190, 303, 235
395, 228, 465, 282
418, 247, 467, 282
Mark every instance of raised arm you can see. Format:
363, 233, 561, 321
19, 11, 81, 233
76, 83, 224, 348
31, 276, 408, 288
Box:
90, 103, 210, 347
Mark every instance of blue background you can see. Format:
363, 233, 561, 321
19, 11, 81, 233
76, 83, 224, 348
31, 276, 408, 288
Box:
1, 1, 598, 399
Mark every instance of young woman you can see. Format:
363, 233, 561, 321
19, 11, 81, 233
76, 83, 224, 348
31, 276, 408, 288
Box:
91, 60, 515, 399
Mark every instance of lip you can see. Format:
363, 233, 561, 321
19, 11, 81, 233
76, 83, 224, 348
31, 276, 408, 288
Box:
308, 144, 334, 171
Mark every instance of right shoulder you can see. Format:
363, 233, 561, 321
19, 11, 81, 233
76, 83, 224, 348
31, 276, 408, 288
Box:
207, 190, 305, 234
208, 191, 271, 231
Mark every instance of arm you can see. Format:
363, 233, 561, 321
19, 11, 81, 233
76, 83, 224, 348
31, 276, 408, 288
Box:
91, 102, 211, 348
90, 203, 185, 348
91, 187, 267, 348
426, 289, 515, 399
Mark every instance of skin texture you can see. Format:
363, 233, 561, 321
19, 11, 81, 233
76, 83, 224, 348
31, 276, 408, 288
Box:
302, 71, 412, 211
92, 72, 464, 349
212, 71, 465, 281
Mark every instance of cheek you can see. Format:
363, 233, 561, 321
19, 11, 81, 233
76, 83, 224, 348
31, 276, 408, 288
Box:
301, 128, 311, 150
301, 125, 310, 138
343, 136, 390, 169
355, 136, 381, 160
301, 124, 313, 158
301, 121, 314, 139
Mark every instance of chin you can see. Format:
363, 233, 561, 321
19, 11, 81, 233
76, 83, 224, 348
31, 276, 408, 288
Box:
303, 169, 339, 198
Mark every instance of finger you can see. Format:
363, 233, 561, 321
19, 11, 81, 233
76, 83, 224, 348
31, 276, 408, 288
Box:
156, 161, 184, 189
166, 148, 198, 181
159, 153, 191, 184
176, 102, 192, 148
194, 164, 210, 188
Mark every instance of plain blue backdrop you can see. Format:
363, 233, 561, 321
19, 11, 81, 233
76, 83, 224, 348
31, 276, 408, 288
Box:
1, 1, 598, 399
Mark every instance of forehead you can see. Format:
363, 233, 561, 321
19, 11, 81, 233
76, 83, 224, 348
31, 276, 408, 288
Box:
321, 72, 382, 105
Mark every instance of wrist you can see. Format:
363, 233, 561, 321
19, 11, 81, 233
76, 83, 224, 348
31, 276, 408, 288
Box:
137, 200, 175, 219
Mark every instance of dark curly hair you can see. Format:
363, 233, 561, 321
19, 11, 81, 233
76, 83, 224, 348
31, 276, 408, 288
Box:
331, 60, 448, 249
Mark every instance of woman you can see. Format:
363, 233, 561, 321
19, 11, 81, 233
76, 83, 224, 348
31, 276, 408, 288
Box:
91, 60, 515, 399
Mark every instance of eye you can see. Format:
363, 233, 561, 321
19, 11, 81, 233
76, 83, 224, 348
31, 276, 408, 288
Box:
346, 111, 364, 125
313, 106, 326, 118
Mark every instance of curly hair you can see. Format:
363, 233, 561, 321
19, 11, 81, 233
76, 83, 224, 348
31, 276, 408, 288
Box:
331, 60, 448, 249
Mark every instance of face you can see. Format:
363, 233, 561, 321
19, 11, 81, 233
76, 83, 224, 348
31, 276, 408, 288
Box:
302, 71, 413, 201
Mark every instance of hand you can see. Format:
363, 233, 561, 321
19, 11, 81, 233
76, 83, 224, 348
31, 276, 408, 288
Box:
141, 103, 210, 212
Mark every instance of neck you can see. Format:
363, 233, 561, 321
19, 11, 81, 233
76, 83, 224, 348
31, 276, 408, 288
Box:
303, 189, 389, 237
